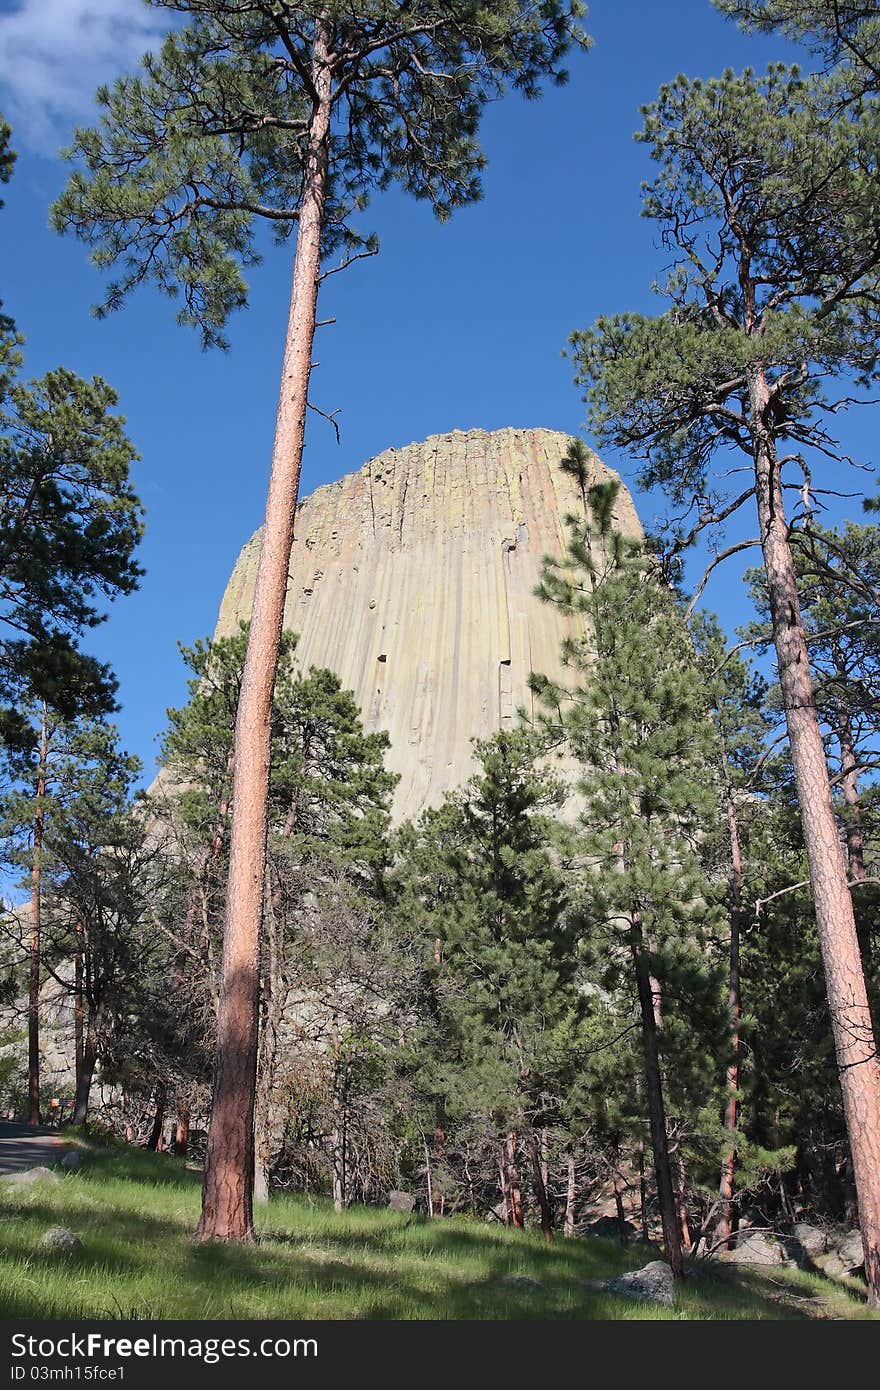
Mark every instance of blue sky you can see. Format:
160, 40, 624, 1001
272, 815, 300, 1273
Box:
0, 1, 872, 783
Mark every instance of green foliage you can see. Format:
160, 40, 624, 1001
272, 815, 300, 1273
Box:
0, 116, 143, 738
533, 491, 729, 1191
0, 369, 144, 734
0, 707, 142, 892
716, 2, 880, 95
394, 728, 580, 1136
53, 1, 589, 348
569, 65, 880, 507
161, 620, 396, 873
690, 612, 772, 789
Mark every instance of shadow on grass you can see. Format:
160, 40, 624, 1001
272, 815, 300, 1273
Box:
0, 1165, 868, 1322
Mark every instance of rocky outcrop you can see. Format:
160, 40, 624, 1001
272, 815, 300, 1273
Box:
217, 427, 642, 823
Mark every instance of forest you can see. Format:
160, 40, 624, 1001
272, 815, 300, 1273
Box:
1, 0, 880, 1321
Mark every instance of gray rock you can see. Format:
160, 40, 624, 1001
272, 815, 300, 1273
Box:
792, 1222, 827, 1258
39, 1227, 81, 1253
586, 1215, 637, 1242
59, 1150, 82, 1171
2, 1166, 59, 1187
501, 1275, 542, 1291
831, 1230, 865, 1273
819, 1253, 849, 1280
387, 1190, 415, 1214
723, 1231, 786, 1266
607, 1260, 676, 1307
737, 1205, 767, 1230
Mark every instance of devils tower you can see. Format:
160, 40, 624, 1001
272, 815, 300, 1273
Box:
216, 427, 642, 822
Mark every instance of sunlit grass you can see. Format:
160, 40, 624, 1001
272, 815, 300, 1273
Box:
0, 1143, 874, 1320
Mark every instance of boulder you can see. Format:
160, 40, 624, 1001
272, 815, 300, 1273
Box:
830, 1230, 865, 1274
59, 1151, 83, 1171
39, 1227, 81, 1253
387, 1190, 415, 1214
606, 1260, 676, 1308
792, 1222, 827, 1258
723, 1231, 787, 1266
501, 1274, 542, 1291
586, 1216, 638, 1243
2, 1166, 59, 1187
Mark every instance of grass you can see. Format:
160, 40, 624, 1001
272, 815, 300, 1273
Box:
0, 1142, 875, 1320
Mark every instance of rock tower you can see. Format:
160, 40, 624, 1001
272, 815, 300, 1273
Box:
216, 426, 642, 822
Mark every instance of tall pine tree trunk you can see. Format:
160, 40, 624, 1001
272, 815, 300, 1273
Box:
174, 1101, 190, 1158
74, 925, 84, 1102
750, 364, 880, 1304
717, 788, 744, 1249
526, 1130, 553, 1242
637, 1140, 649, 1244
630, 911, 684, 1277
499, 1133, 524, 1228
254, 885, 282, 1206
838, 718, 866, 883
676, 1152, 693, 1254
197, 24, 333, 1243
27, 706, 48, 1127
72, 1005, 102, 1127
147, 1083, 167, 1152
564, 1156, 577, 1237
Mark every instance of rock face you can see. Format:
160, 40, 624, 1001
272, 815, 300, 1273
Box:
217, 427, 642, 823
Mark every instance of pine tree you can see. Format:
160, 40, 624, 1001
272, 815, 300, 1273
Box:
690, 614, 774, 1247
156, 621, 396, 1201
532, 486, 727, 1277
743, 521, 880, 883
52, 1, 590, 1241
0, 710, 141, 1125
0, 119, 143, 741
716, 2, 880, 94
1, 719, 145, 1125
569, 65, 880, 1302
394, 729, 580, 1237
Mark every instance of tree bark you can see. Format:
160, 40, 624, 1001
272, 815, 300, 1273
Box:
717, 788, 744, 1249
505, 1132, 524, 1229
27, 706, 48, 1127
174, 1101, 191, 1158
72, 1021, 99, 1127
564, 1156, 577, 1237
750, 363, 880, 1304
526, 1130, 553, 1242
74, 925, 84, 1099
254, 877, 282, 1206
676, 1152, 693, 1254
331, 1126, 346, 1214
838, 718, 866, 883
197, 25, 333, 1243
613, 1171, 629, 1244
630, 912, 684, 1277
423, 1134, 434, 1219
498, 1154, 510, 1225
434, 1101, 447, 1217
637, 1140, 649, 1244
146, 1083, 167, 1152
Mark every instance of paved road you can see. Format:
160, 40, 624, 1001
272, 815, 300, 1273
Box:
0, 1121, 66, 1174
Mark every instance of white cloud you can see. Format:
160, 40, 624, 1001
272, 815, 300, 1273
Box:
0, 0, 171, 154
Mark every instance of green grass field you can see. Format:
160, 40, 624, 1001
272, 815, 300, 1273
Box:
0, 1143, 875, 1320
